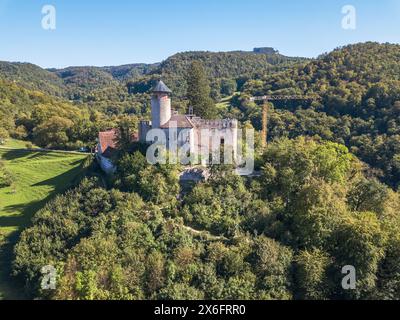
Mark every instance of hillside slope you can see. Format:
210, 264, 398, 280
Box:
0, 149, 89, 299
246, 42, 400, 114
0, 62, 65, 97
0, 49, 306, 101
239, 42, 400, 187
155, 51, 306, 96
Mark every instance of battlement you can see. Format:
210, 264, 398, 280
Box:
192, 118, 238, 129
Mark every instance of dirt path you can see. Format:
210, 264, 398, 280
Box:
180, 224, 228, 241
0, 146, 91, 155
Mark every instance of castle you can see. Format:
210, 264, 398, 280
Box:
139, 80, 238, 163
97, 80, 239, 173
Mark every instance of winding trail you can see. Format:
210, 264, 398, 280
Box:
180, 224, 228, 242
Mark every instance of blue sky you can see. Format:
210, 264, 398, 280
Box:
0, 0, 399, 68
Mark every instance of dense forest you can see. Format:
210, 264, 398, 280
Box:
13, 138, 400, 300
232, 42, 400, 188
2, 42, 400, 300
0, 79, 116, 149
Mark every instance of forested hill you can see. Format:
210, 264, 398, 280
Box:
243, 42, 400, 113
0, 49, 305, 101
52, 50, 306, 99
160, 50, 303, 79
2, 42, 400, 188
237, 42, 400, 188
154, 51, 306, 96
0, 78, 115, 150
0, 61, 66, 97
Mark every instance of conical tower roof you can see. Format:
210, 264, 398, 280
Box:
151, 80, 172, 94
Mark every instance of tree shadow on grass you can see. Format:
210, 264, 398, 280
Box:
71, 158, 86, 166
0, 215, 26, 228
0, 150, 63, 162
0, 229, 25, 300
32, 161, 85, 192
0, 194, 59, 300
26, 151, 53, 160
0, 197, 50, 300
0, 150, 31, 161
0, 199, 49, 228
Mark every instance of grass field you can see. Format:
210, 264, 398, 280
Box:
1, 139, 38, 149
0, 148, 89, 299
216, 95, 233, 112
216, 93, 239, 114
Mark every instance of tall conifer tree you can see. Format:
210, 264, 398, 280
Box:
186, 61, 217, 119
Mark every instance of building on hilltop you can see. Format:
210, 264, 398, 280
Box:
96, 128, 138, 174
96, 129, 118, 174
97, 80, 239, 174
253, 47, 279, 55
139, 80, 238, 163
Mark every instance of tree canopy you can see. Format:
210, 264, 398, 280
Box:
12, 137, 400, 300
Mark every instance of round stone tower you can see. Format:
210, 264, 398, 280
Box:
151, 80, 172, 129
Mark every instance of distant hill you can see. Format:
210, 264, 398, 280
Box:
0, 48, 306, 101
52, 66, 120, 99
101, 63, 159, 81
157, 50, 302, 79
244, 42, 400, 116
0, 61, 65, 97
153, 50, 306, 96
253, 47, 279, 55
52, 63, 159, 90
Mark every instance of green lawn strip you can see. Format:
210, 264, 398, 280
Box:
0, 139, 38, 149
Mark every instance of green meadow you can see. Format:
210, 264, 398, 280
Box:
1, 139, 37, 149
216, 94, 234, 113
0, 148, 89, 299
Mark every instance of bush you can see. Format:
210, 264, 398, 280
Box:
0, 168, 15, 188
0, 127, 9, 145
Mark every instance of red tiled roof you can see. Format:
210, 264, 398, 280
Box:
160, 115, 194, 129
98, 129, 139, 158
99, 129, 118, 157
